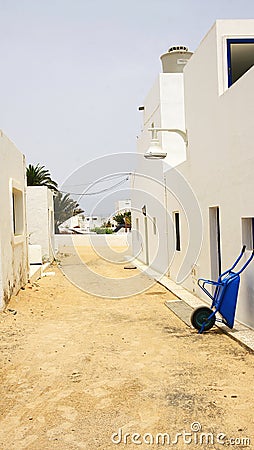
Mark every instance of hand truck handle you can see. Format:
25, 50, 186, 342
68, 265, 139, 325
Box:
219, 245, 247, 280
234, 250, 254, 275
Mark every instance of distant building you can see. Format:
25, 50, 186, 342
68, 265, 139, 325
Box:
115, 199, 131, 213
59, 214, 104, 233
84, 215, 103, 231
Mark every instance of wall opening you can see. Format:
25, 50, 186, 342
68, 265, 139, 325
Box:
173, 212, 181, 252
242, 217, 254, 250
12, 188, 24, 236
144, 216, 149, 265
136, 218, 140, 241
153, 217, 157, 235
227, 38, 254, 87
209, 206, 222, 279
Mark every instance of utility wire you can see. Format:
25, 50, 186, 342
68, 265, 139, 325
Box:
60, 177, 129, 196
63, 173, 131, 188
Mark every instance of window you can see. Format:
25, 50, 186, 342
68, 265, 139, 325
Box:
227, 39, 254, 87
173, 212, 181, 251
242, 217, 254, 250
209, 207, 222, 279
136, 218, 139, 240
153, 217, 157, 235
12, 188, 24, 236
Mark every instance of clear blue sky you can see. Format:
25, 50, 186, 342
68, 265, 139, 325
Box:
0, 0, 253, 193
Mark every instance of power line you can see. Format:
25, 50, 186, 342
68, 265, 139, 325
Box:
62, 173, 131, 188
60, 177, 129, 197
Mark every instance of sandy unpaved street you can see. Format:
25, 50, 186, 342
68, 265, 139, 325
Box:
0, 242, 253, 449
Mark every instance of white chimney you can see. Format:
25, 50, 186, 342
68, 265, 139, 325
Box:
160, 45, 193, 73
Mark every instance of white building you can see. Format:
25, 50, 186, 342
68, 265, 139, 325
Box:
26, 186, 55, 262
0, 131, 28, 308
115, 199, 131, 213
84, 215, 103, 231
132, 43, 192, 272
132, 20, 254, 330
59, 213, 103, 233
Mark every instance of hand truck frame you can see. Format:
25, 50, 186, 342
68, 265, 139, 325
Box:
191, 246, 254, 333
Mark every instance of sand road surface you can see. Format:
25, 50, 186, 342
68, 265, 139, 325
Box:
0, 239, 253, 449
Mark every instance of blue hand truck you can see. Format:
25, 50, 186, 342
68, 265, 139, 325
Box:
191, 246, 254, 333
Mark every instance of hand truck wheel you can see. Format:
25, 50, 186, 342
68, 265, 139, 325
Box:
191, 307, 216, 331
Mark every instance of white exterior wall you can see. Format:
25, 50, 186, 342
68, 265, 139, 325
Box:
167, 20, 254, 329
173, 20, 254, 329
137, 73, 186, 164
131, 161, 167, 273
132, 71, 187, 273
132, 19, 254, 329
160, 74, 187, 167
27, 186, 55, 262
164, 23, 220, 292
0, 131, 28, 308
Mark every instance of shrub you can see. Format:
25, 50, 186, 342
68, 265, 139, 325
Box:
93, 227, 113, 234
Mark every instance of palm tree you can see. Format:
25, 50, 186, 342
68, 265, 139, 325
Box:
26, 164, 58, 191
54, 192, 84, 234
113, 211, 131, 227
124, 211, 131, 229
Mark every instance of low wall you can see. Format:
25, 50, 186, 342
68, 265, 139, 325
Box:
55, 233, 132, 249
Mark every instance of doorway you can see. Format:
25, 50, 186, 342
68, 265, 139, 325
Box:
209, 206, 222, 280
144, 216, 149, 265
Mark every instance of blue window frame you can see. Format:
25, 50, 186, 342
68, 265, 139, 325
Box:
227, 38, 254, 87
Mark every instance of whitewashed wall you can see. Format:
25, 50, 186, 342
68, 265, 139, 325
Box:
132, 19, 254, 329
174, 20, 254, 328
27, 186, 55, 262
132, 71, 187, 274
0, 131, 28, 308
